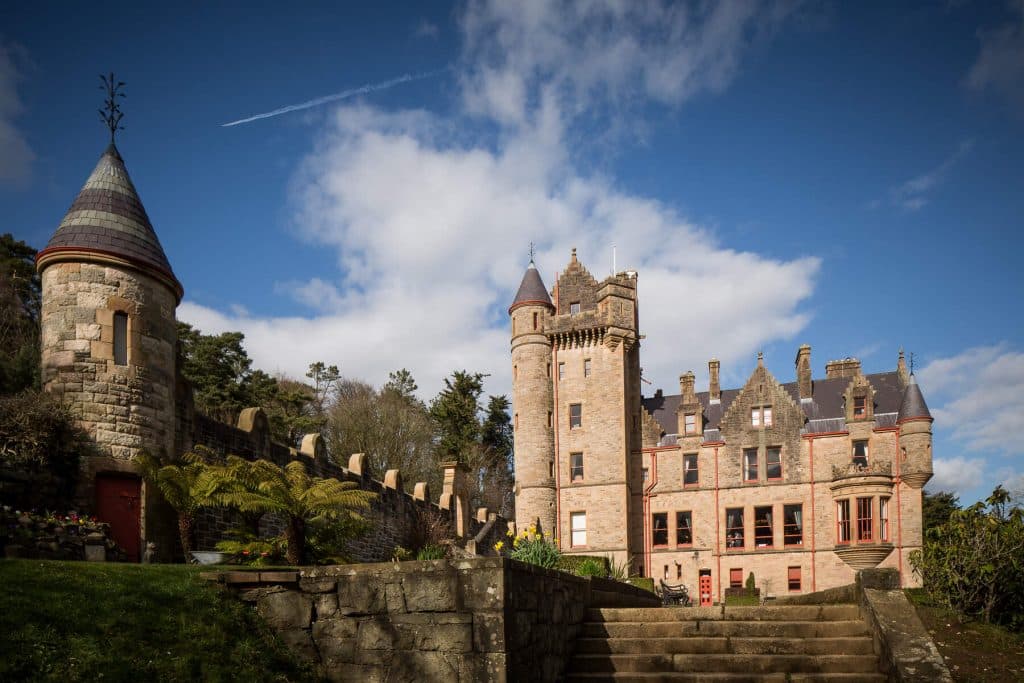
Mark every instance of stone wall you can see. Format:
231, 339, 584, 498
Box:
184, 410, 508, 563
204, 557, 659, 682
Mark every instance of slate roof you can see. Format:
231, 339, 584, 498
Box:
898, 374, 931, 421
509, 261, 553, 311
36, 143, 182, 300
642, 370, 912, 438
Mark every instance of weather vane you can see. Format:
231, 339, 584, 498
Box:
528, 242, 536, 263
98, 72, 126, 144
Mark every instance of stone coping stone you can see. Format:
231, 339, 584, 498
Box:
201, 570, 299, 584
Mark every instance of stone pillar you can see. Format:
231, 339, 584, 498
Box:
440, 461, 471, 538
708, 359, 721, 402
796, 344, 812, 399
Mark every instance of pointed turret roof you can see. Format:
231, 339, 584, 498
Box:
509, 260, 553, 312
898, 374, 931, 422
36, 143, 183, 301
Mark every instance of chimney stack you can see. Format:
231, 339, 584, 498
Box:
679, 371, 696, 403
825, 357, 861, 379
796, 345, 812, 399
897, 348, 909, 386
708, 359, 721, 402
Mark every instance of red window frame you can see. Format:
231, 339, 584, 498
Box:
857, 497, 873, 541
783, 503, 803, 547
853, 396, 866, 417
570, 452, 584, 482
836, 499, 851, 544
743, 449, 758, 482
880, 497, 890, 542
726, 508, 744, 550
676, 511, 693, 547
766, 447, 782, 480
683, 453, 699, 487
788, 566, 801, 592
569, 403, 581, 428
754, 506, 774, 548
852, 440, 868, 468
652, 512, 669, 547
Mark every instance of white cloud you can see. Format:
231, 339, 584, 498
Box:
181, 0, 818, 400
0, 42, 34, 188
415, 19, 440, 39
966, 0, 1024, 113
883, 139, 973, 212
918, 343, 1024, 455
927, 456, 986, 494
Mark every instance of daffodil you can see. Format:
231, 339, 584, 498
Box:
494, 541, 504, 552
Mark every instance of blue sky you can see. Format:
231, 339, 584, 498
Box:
2, 1, 1022, 504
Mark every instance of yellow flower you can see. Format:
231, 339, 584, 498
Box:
494, 541, 504, 551
506, 529, 514, 537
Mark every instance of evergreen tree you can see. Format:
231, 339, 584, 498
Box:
922, 490, 960, 531
430, 371, 485, 464
0, 234, 41, 394
479, 395, 514, 517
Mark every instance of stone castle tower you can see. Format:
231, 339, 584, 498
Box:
36, 142, 181, 557
510, 249, 643, 562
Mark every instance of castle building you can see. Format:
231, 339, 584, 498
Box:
510, 251, 933, 601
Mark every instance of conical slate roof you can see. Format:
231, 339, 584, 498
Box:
509, 260, 553, 312
36, 143, 183, 301
898, 374, 931, 422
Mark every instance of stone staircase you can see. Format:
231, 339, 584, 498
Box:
565, 604, 886, 682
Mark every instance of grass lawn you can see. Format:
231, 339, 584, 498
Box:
906, 589, 1024, 682
0, 559, 319, 682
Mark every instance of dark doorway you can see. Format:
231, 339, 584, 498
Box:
95, 473, 141, 561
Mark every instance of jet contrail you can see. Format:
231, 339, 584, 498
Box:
222, 68, 448, 127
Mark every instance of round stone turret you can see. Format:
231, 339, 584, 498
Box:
510, 260, 556, 533
897, 374, 933, 489
37, 143, 180, 470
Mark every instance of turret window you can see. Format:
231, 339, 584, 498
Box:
533, 312, 538, 330
113, 312, 128, 366
569, 403, 582, 428
880, 497, 890, 541
836, 499, 851, 544
857, 497, 873, 541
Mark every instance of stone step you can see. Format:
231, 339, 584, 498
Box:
573, 636, 875, 656
582, 619, 870, 639
568, 653, 881, 675
587, 605, 861, 623
564, 673, 887, 683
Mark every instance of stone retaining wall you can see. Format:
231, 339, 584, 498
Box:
204, 557, 659, 682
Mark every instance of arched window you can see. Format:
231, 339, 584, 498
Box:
113, 312, 129, 366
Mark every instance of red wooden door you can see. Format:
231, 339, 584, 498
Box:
699, 573, 713, 607
95, 474, 141, 561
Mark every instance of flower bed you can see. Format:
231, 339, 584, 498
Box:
0, 507, 127, 561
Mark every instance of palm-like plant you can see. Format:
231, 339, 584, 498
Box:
136, 449, 221, 558
213, 457, 375, 565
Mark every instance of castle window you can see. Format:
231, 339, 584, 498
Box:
683, 453, 699, 486
533, 312, 538, 330
514, 413, 519, 430
570, 511, 587, 547
513, 365, 517, 380
836, 499, 851, 544
750, 408, 760, 427
558, 362, 565, 380
569, 301, 580, 315
570, 452, 584, 482
113, 312, 128, 366
880, 497, 890, 542
743, 448, 758, 482
853, 396, 866, 418
763, 406, 772, 427
788, 566, 802, 592
766, 447, 782, 480
569, 403, 582, 429
584, 359, 591, 377
729, 568, 743, 588
652, 512, 669, 547
676, 511, 693, 546
852, 440, 868, 468
549, 462, 554, 478
684, 413, 696, 435
856, 497, 873, 541
726, 508, 744, 549
783, 504, 803, 546
547, 411, 553, 428
754, 506, 773, 547
547, 363, 551, 378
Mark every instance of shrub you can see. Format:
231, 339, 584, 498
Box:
555, 555, 610, 577
575, 558, 607, 578
745, 571, 756, 595
215, 529, 286, 566
416, 544, 446, 561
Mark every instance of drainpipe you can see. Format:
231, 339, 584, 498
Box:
552, 277, 561, 549
894, 430, 903, 584
808, 436, 816, 593
714, 445, 721, 603
643, 451, 658, 578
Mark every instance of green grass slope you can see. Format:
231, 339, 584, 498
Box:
0, 560, 317, 682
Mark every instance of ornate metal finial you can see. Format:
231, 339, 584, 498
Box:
528, 242, 536, 263
909, 352, 915, 375
98, 73, 126, 144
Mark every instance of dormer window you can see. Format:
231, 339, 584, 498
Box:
569, 302, 580, 315
853, 396, 866, 418
684, 413, 696, 434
